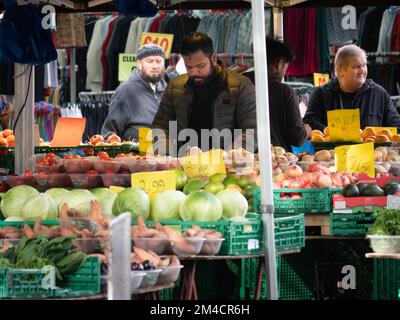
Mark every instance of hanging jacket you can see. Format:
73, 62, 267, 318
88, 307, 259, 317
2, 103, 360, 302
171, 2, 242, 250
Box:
101, 69, 167, 141
303, 77, 400, 131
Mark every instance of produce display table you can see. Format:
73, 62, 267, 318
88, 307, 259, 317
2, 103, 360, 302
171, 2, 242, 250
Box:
365, 253, 400, 260
177, 254, 264, 300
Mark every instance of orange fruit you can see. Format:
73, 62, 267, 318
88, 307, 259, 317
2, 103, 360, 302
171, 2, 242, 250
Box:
311, 135, 326, 142
361, 128, 376, 140
6, 135, 14, 147
375, 134, 390, 142
95, 141, 106, 146
107, 134, 121, 144
90, 134, 104, 145
323, 127, 329, 137
364, 137, 375, 143
324, 136, 330, 142
391, 134, 400, 142
378, 129, 393, 138
2, 129, 13, 138
0, 137, 8, 147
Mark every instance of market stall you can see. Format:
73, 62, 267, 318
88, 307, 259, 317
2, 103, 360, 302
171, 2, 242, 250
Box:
1, 0, 400, 301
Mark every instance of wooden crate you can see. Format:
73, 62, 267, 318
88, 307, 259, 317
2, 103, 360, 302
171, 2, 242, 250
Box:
305, 214, 331, 236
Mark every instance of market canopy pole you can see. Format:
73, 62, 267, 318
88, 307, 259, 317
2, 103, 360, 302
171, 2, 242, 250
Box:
251, 0, 278, 300
14, 64, 35, 174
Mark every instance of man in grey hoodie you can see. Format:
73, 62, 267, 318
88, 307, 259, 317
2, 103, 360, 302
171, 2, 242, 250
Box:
101, 44, 167, 141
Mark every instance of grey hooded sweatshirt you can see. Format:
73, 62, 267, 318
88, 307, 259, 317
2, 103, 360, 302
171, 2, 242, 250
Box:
101, 69, 167, 141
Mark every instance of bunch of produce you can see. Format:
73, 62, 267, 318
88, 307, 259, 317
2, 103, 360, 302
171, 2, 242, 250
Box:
342, 181, 400, 197
368, 208, 400, 236
0, 235, 87, 280
0, 129, 15, 147
310, 128, 331, 142
361, 128, 400, 143
271, 146, 298, 175
132, 246, 180, 269
373, 147, 400, 176
273, 163, 356, 189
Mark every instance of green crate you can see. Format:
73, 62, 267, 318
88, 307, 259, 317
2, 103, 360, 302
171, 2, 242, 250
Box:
373, 259, 400, 300
275, 214, 305, 252
0, 220, 59, 228
34, 144, 139, 157
254, 187, 341, 214
0, 256, 100, 299
136, 213, 304, 255
240, 256, 314, 300
330, 213, 375, 236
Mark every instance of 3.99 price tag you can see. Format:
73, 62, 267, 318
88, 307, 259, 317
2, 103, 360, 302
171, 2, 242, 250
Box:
131, 170, 176, 199
140, 32, 174, 59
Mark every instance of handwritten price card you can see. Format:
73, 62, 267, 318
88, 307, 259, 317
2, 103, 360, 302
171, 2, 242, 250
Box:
327, 109, 361, 142
180, 149, 226, 178
131, 170, 176, 199
335, 142, 375, 177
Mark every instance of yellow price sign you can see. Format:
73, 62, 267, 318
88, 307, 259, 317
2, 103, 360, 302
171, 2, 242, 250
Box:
366, 127, 397, 136
138, 128, 153, 156
180, 149, 226, 178
328, 109, 361, 142
131, 170, 176, 199
140, 32, 174, 59
313, 73, 330, 87
335, 142, 375, 177
109, 186, 126, 193
118, 54, 137, 82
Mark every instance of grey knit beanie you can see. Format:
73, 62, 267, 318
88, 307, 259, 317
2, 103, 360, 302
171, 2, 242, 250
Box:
136, 44, 165, 60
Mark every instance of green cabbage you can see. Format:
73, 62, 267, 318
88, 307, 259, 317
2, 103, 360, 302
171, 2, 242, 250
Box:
150, 190, 186, 221
1, 185, 39, 217
180, 190, 222, 221
112, 188, 150, 220
21, 194, 58, 221
60, 189, 96, 213
216, 190, 248, 219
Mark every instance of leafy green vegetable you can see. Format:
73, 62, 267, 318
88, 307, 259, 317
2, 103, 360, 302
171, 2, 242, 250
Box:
368, 208, 400, 236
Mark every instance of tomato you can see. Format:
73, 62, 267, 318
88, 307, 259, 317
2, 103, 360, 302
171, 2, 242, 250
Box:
88, 170, 98, 175
24, 170, 33, 176
37, 159, 50, 166
97, 152, 110, 159
116, 153, 126, 158
45, 153, 57, 160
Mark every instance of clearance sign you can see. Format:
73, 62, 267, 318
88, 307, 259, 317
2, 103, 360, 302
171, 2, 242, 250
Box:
140, 32, 174, 59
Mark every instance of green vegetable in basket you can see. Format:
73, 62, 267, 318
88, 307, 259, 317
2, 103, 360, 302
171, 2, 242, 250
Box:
0, 185, 39, 217
368, 208, 400, 236
150, 190, 186, 221
217, 190, 248, 219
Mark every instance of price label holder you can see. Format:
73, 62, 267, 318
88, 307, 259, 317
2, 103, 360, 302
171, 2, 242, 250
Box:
110, 186, 126, 193
118, 54, 137, 82
180, 149, 226, 178
51, 118, 86, 147
365, 127, 397, 136
131, 170, 176, 199
138, 128, 153, 156
140, 32, 174, 59
328, 109, 361, 142
335, 142, 375, 177
387, 194, 400, 209
313, 73, 330, 87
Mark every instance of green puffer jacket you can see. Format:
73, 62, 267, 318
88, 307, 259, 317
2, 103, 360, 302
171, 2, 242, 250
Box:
152, 66, 257, 156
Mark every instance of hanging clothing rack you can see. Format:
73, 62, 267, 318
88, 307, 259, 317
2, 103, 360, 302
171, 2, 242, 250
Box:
168, 53, 254, 66
366, 51, 400, 57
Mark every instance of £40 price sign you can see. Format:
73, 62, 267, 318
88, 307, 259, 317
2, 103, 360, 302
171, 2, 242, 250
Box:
140, 33, 174, 59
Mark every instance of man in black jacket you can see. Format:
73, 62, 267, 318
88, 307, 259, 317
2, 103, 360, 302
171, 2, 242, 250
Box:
152, 33, 257, 156
303, 44, 400, 131
243, 37, 308, 152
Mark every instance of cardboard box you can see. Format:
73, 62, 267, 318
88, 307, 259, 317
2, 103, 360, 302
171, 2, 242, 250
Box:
332, 194, 387, 213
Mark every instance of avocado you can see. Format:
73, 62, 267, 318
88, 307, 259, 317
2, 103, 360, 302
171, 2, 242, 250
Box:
383, 180, 398, 193
385, 183, 400, 195
356, 182, 368, 194
342, 184, 360, 197
360, 183, 385, 197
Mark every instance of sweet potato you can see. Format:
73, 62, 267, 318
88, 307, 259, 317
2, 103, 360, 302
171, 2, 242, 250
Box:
0, 240, 9, 253
60, 226, 75, 237
131, 226, 140, 238
33, 219, 42, 234
138, 228, 159, 238
163, 226, 183, 240
147, 250, 162, 266
133, 247, 159, 266
160, 258, 170, 267
171, 238, 196, 255
49, 227, 61, 238
22, 224, 34, 239
155, 222, 164, 233
137, 215, 147, 234
95, 230, 110, 238
184, 228, 197, 237
60, 203, 69, 219
170, 255, 181, 267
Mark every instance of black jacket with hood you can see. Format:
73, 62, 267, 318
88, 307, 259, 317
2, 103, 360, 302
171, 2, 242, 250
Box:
303, 77, 400, 131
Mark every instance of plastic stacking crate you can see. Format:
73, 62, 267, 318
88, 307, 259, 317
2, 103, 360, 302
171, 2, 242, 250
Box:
312, 141, 392, 152
275, 214, 305, 252
372, 259, 400, 300
240, 256, 314, 300
35, 144, 139, 157
254, 187, 341, 214
0, 257, 100, 299
137, 213, 304, 255
330, 213, 375, 236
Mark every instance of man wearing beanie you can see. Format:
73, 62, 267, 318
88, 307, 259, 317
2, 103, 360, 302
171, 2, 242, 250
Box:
102, 44, 167, 141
